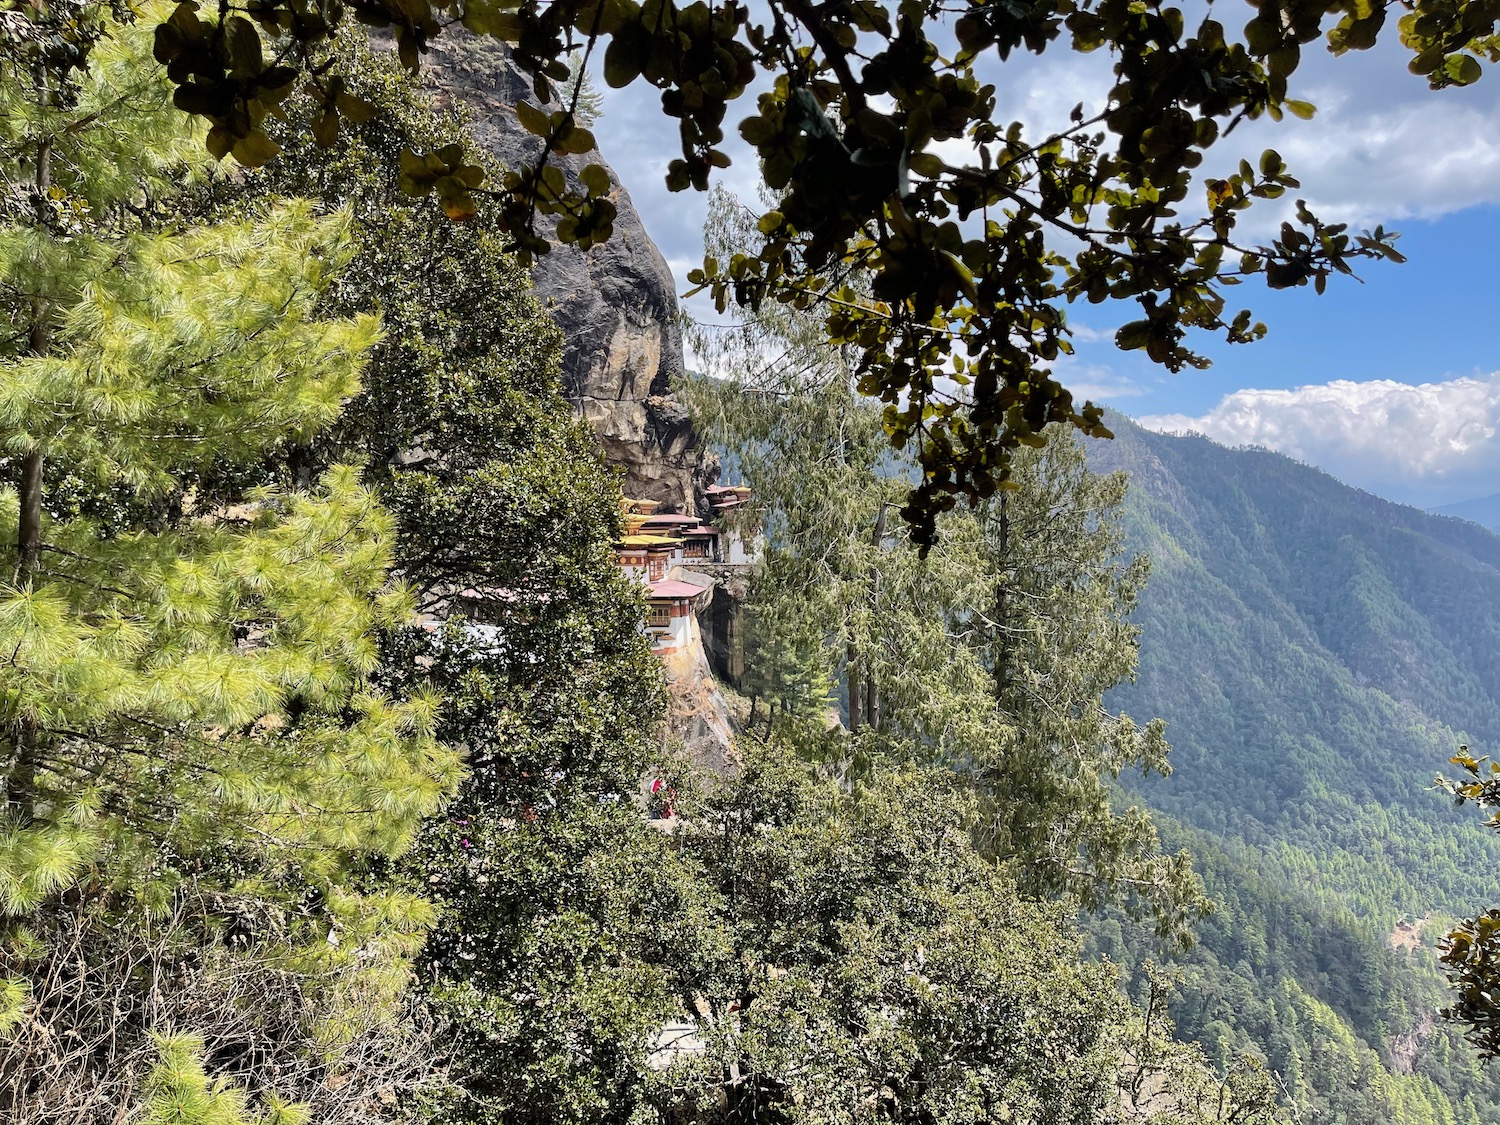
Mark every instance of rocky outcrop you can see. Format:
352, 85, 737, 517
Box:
420, 38, 703, 513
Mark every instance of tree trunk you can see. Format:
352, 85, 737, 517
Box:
9, 129, 52, 816
16, 132, 51, 579
865, 503, 886, 732
846, 639, 863, 733
993, 491, 1010, 705
16, 449, 42, 575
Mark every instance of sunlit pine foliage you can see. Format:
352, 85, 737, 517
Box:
0, 9, 460, 1119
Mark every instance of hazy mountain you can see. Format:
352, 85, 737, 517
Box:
1095, 415, 1500, 905
1429, 492, 1500, 534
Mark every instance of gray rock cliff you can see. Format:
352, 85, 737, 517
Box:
420, 38, 703, 513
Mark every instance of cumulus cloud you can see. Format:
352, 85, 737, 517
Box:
1208, 80, 1500, 236
1139, 374, 1500, 505
1280, 105, 1500, 225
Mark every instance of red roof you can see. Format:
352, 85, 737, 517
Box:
648, 580, 705, 600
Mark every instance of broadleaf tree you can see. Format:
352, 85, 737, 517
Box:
0, 11, 460, 1118
1436, 750, 1500, 1058
196, 42, 673, 1123
656, 745, 1277, 1125
390, 735, 1285, 1125
87, 0, 1496, 542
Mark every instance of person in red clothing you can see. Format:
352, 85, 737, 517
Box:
649, 776, 675, 819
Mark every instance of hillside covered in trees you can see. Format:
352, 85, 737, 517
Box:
1090, 416, 1500, 1123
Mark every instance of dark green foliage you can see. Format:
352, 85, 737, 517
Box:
664, 748, 1132, 1125
686, 224, 1205, 938
965, 439, 1204, 933
1433, 752, 1500, 1059
202, 39, 666, 808
117, 0, 1480, 542
200, 45, 672, 1121
412, 740, 1275, 1125
414, 800, 690, 1125
1094, 823, 1498, 1124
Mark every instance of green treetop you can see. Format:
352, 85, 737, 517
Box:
401, 735, 1285, 1125
967, 436, 1197, 928
198, 35, 666, 830
196, 45, 670, 1122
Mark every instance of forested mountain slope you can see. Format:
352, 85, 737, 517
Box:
1089, 415, 1500, 1121
1093, 415, 1500, 916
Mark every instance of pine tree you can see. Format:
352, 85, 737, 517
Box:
0, 11, 458, 1118
684, 188, 1205, 936
965, 436, 1205, 932
195, 43, 669, 1123
683, 187, 965, 744
136, 1035, 305, 1125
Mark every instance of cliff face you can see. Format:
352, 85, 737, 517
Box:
421, 38, 703, 513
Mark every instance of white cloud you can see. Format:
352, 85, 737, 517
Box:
1209, 82, 1500, 236
906, 33, 1500, 240
1139, 373, 1500, 505
1288, 106, 1500, 224
1065, 321, 1117, 345
1049, 359, 1150, 402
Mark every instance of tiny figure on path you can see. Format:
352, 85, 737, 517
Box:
649, 777, 675, 820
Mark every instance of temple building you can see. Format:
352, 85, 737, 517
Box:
617, 492, 751, 656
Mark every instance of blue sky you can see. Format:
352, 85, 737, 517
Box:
1070, 206, 1500, 507
590, 30, 1500, 509
1071, 207, 1500, 418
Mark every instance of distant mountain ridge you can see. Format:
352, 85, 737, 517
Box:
1429, 491, 1500, 534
